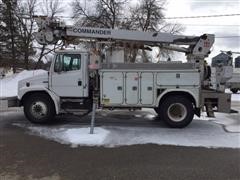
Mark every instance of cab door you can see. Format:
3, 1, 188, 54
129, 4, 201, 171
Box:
50, 54, 87, 97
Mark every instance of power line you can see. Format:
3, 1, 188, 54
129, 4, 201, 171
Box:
163, 13, 240, 19
47, 13, 240, 20
181, 24, 240, 27
215, 36, 240, 38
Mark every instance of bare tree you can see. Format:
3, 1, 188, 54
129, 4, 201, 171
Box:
34, 41, 63, 69
41, 0, 64, 18
72, 0, 127, 28
34, 0, 64, 69
128, 0, 165, 31
15, 0, 37, 69
121, 0, 164, 62
126, 0, 184, 62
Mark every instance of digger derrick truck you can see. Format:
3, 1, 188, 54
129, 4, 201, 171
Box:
16, 16, 231, 128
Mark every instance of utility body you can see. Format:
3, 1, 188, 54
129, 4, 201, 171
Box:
13, 17, 232, 128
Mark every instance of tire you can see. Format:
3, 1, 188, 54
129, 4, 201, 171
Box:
158, 95, 194, 128
154, 108, 160, 115
153, 108, 162, 121
231, 88, 238, 94
23, 93, 56, 124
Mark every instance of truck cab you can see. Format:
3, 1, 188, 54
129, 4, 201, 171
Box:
18, 50, 92, 123
49, 50, 89, 98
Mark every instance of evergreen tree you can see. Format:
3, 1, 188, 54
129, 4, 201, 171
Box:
0, 0, 22, 72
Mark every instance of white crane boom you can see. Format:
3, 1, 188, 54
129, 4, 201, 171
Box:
33, 16, 214, 59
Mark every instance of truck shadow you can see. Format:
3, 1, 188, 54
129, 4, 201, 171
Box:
53, 110, 167, 128
4, 109, 207, 129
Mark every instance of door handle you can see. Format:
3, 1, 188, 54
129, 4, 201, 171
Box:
78, 80, 82, 86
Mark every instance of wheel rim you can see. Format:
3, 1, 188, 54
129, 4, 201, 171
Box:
30, 101, 48, 119
167, 103, 187, 122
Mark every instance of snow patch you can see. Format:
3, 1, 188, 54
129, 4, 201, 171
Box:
58, 128, 109, 147
104, 123, 240, 148
225, 89, 240, 101
13, 118, 240, 149
0, 70, 47, 97
14, 124, 109, 148
232, 93, 240, 101
211, 113, 240, 133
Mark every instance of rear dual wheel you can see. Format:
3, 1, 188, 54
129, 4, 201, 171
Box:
155, 95, 194, 128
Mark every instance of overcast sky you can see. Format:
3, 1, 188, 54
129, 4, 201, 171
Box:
48, 0, 240, 61
165, 0, 240, 60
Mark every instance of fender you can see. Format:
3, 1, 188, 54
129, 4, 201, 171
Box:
156, 88, 200, 108
18, 85, 60, 114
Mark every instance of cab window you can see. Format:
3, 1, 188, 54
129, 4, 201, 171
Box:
54, 54, 81, 72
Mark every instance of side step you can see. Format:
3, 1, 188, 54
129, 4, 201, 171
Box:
60, 98, 92, 111
0, 96, 19, 110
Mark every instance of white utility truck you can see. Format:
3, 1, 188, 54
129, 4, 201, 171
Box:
12, 17, 231, 128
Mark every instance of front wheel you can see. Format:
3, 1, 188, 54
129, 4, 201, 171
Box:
158, 95, 194, 128
23, 93, 56, 124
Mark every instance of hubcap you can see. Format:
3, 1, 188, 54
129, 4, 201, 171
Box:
31, 101, 47, 119
167, 103, 187, 122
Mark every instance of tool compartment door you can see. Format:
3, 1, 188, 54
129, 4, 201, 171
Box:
101, 72, 124, 105
140, 73, 154, 105
125, 72, 139, 105
156, 71, 200, 86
